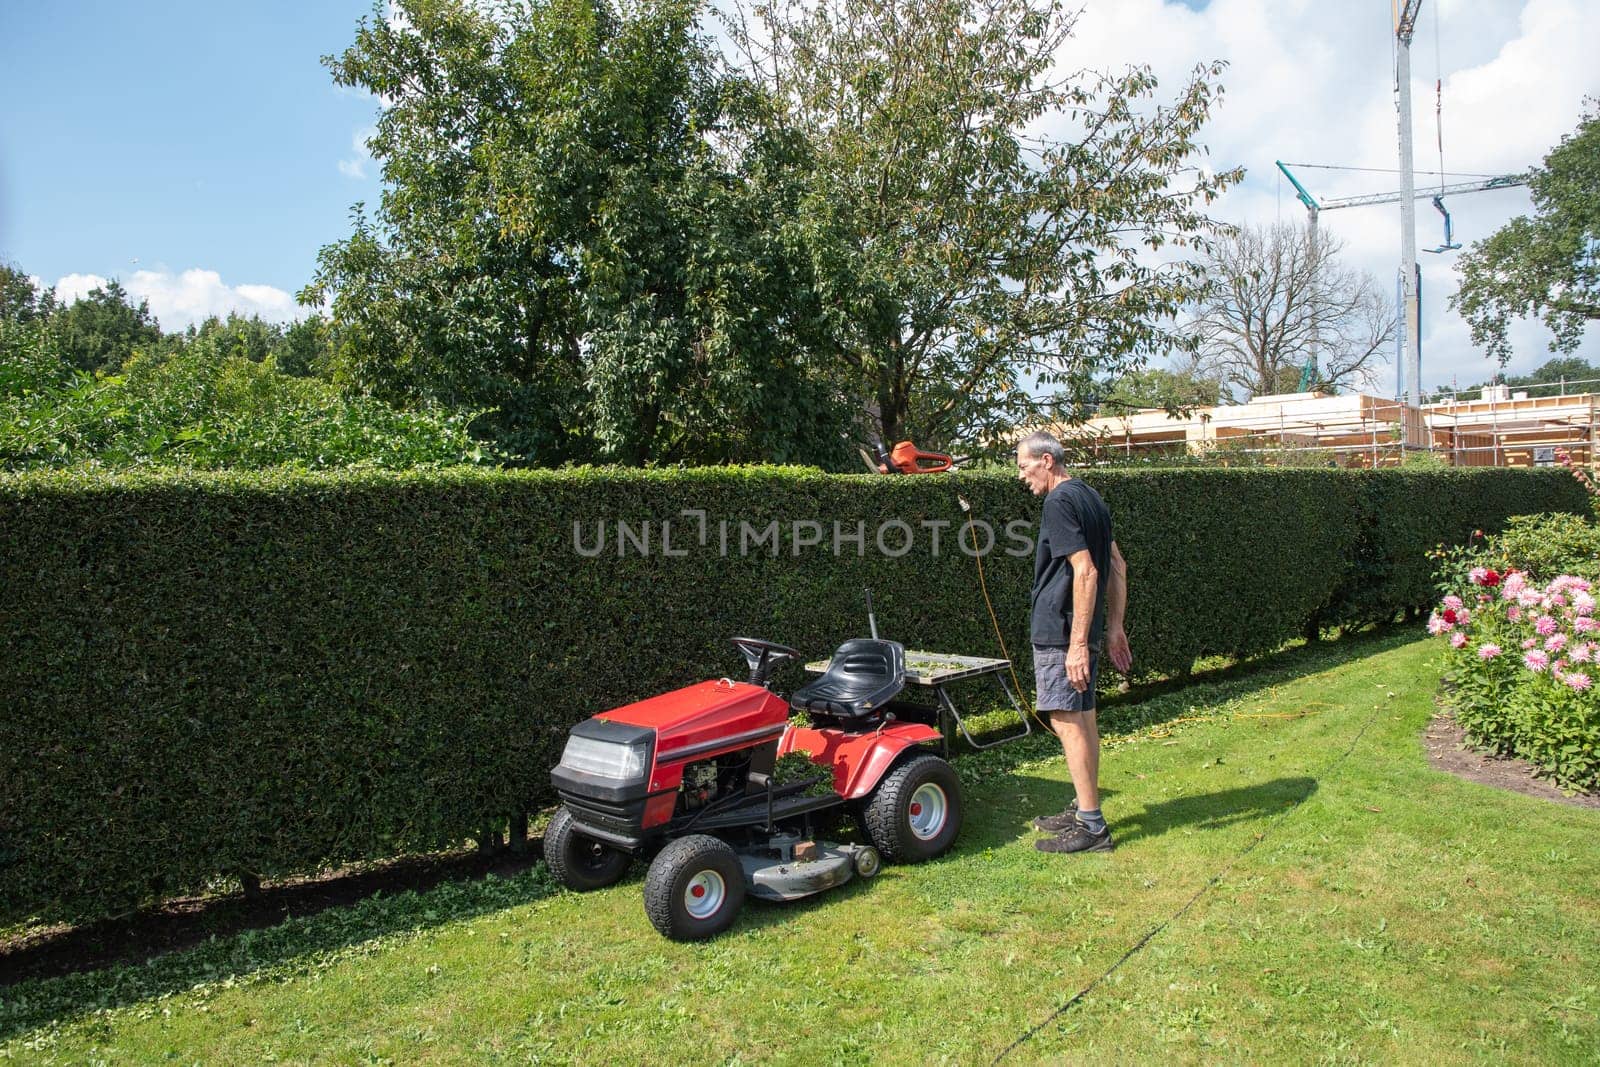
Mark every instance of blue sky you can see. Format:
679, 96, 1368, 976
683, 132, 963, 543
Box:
2, 0, 1596, 391
0, 0, 382, 310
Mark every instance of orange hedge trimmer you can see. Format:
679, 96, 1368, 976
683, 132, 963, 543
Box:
859, 438, 962, 474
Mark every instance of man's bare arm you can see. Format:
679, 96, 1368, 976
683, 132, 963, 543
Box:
1065, 548, 1098, 691
1106, 541, 1132, 672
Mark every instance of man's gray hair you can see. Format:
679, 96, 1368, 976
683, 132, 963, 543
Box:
1018, 431, 1065, 467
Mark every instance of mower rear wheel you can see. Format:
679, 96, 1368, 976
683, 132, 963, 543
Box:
862, 752, 962, 863
544, 806, 631, 891
644, 835, 746, 941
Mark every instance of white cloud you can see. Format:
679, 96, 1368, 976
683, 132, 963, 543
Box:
51, 269, 301, 331
1050, 0, 1600, 391
338, 125, 377, 180
51, 273, 112, 303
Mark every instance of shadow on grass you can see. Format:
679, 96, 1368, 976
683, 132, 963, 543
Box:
1001, 774, 1319, 849
725, 778, 1317, 938
0, 857, 561, 1044
0, 847, 554, 990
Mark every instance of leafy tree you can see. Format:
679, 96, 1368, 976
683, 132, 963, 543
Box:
55, 279, 163, 374
0, 264, 51, 325
0, 328, 489, 471
307, 0, 854, 467
1435, 355, 1600, 401
1453, 104, 1600, 364
277, 314, 338, 378
186, 313, 278, 365
1514, 355, 1600, 386
1097, 362, 1224, 414
722, 0, 1241, 451
1190, 222, 1392, 399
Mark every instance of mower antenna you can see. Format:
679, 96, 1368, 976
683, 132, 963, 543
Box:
865, 589, 879, 639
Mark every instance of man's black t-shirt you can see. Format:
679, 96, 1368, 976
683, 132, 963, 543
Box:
1030, 477, 1113, 647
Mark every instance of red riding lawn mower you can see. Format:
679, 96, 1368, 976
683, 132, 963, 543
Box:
546, 616, 962, 941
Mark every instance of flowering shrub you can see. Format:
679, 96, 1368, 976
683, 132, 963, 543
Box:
1431, 515, 1600, 594
1431, 567, 1600, 791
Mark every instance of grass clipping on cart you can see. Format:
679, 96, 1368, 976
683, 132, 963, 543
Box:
772, 751, 836, 798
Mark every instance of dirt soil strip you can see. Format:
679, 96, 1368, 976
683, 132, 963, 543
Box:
1423, 710, 1600, 810
0, 843, 544, 988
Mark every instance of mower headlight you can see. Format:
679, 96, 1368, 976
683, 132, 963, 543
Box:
558, 734, 650, 782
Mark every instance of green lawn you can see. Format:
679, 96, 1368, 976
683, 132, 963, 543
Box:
4, 631, 1598, 1064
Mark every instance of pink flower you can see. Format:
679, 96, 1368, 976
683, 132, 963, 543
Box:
1574, 592, 1595, 616
1503, 571, 1527, 596
1522, 637, 1539, 650
1520, 590, 1544, 608
1546, 633, 1568, 653
1443, 594, 1464, 611
1571, 642, 1595, 664
1456, 608, 1471, 625
1469, 567, 1490, 585
1536, 615, 1559, 636
1450, 631, 1469, 649
1507, 606, 1522, 622
1477, 643, 1502, 660
1524, 650, 1550, 671
1427, 614, 1450, 635
1565, 672, 1593, 691
1576, 617, 1600, 634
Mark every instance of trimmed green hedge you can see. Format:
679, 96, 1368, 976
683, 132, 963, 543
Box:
1328, 470, 1595, 626
0, 465, 1586, 922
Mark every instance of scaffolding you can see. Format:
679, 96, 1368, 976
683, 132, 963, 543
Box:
1067, 385, 1600, 470
1426, 380, 1600, 468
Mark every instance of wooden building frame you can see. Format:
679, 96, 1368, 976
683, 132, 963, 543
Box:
1066, 388, 1599, 469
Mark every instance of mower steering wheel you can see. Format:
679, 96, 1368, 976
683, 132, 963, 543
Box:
729, 637, 802, 689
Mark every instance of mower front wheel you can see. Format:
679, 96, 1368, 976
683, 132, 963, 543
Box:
862, 752, 962, 863
643, 835, 746, 941
544, 806, 632, 891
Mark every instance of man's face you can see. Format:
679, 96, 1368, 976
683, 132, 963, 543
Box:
1016, 445, 1051, 495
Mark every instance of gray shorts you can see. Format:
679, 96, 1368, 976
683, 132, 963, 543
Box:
1033, 644, 1098, 712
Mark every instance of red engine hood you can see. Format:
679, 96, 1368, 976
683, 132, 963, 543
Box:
599, 679, 788, 763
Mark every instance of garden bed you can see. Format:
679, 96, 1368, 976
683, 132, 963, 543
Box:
1423, 707, 1600, 810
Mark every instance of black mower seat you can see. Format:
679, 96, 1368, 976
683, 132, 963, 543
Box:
791, 638, 906, 721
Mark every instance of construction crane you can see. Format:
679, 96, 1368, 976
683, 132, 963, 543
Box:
1273, 2, 1530, 435
1395, 0, 1423, 424
1274, 163, 1529, 402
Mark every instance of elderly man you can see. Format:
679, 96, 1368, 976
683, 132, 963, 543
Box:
1016, 431, 1131, 853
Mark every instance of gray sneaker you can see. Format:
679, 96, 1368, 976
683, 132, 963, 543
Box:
1030, 799, 1078, 834
1034, 819, 1114, 854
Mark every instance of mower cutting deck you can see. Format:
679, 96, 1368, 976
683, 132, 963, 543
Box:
547, 636, 963, 940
